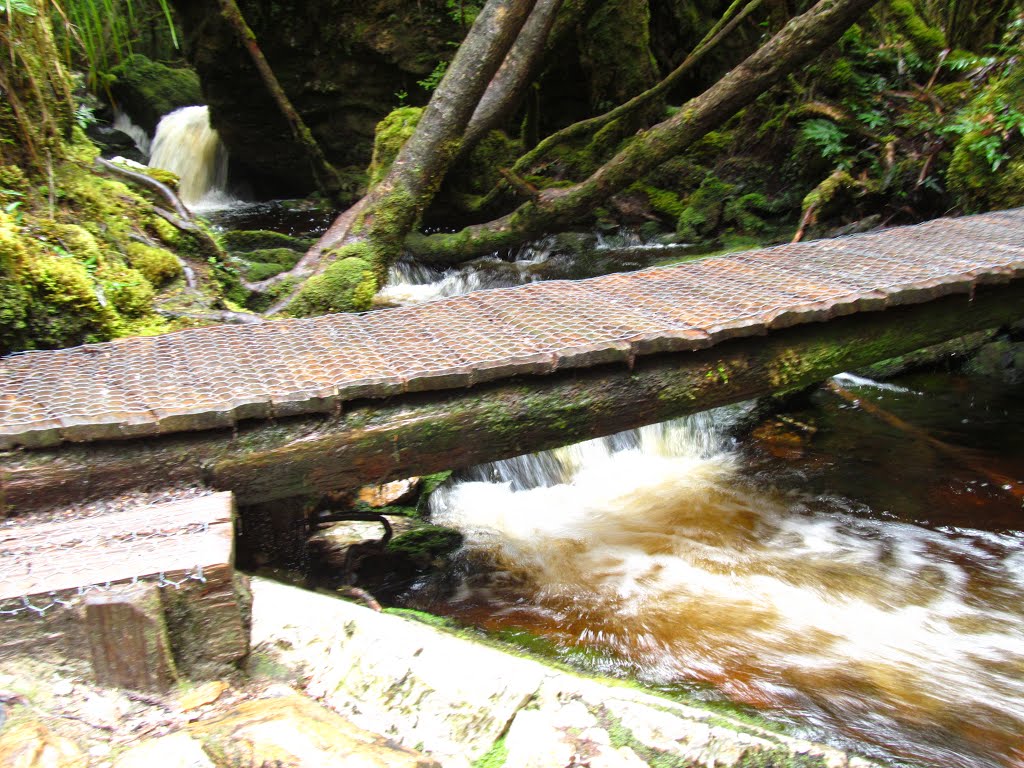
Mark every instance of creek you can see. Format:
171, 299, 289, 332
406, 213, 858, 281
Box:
138, 114, 1024, 767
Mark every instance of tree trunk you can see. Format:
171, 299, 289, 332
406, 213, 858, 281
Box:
270, 0, 538, 315
4, 281, 1021, 515
405, 0, 879, 265
217, 0, 343, 197
460, 0, 566, 155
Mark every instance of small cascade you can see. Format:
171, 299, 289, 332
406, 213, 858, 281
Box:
148, 105, 229, 206
426, 402, 1024, 767
112, 108, 151, 157
377, 240, 555, 306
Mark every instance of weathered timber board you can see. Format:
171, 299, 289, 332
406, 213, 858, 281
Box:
4, 282, 1024, 515
0, 492, 234, 599
1, 209, 1022, 449
0, 492, 249, 676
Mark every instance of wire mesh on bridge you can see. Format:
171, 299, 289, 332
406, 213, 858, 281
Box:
2, 209, 1023, 449
0, 493, 233, 620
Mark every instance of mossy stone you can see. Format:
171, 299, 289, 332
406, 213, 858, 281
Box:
126, 241, 183, 287
220, 229, 313, 253
109, 54, 203, 135
288, 247, 378, 316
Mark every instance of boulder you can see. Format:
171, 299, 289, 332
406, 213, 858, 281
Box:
108, 54, 203, 135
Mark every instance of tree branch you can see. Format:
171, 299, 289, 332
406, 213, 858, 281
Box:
217, 0, 344, 197
406, 0, 879, 265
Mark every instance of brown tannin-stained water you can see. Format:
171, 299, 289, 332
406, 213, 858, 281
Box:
417, 374, 1024, 768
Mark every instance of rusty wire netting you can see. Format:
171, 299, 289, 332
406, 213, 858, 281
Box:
0, 495, 231, 618
1, 209, 1023, 450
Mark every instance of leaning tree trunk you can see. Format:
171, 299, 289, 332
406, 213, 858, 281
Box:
404, 0, 880, 265
272, 0, 539, 316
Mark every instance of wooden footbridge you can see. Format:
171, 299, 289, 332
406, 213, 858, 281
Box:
4, 208, 1024, 513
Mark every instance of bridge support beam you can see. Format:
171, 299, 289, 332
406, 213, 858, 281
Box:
4, 281, 1024, 516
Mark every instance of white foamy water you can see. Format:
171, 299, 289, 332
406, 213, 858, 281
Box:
112, 108, 151, 157
377, 239, 554, 305
148, 106, 231, 206
428, 409, 1024, 767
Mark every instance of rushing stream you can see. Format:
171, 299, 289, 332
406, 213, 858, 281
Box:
411, 374, 1024, 768
141, 112, 1023, 764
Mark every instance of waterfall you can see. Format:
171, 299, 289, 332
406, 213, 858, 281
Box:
148, 106, 229, 207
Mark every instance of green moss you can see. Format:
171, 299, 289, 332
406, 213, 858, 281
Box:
220, 229, 313, 253
20, 253, 119, 348
472, 737, 508, 768
676, 174, 736, 240
125, 241, 182, 287
369, 107, 422, 186
149, 216, 183, 248
36, 222, 103, 264
0, 165, 30, 194
386, 524, 464, 567
98, 262, 155, 318
288, 244, 378, 316
108, 54, 203, 133
887, 0, 946, 59
735, 748, 828, 768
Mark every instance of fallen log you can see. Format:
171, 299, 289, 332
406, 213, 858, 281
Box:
3, 282, 1024, 515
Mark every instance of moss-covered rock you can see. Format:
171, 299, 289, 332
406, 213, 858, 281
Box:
386, 524, 464, 569
288, 245, 378, 316
109, 53, 203, 135
126, 241, 183, 287
98, 262, 156, 317
676, 174, 736, 240
220, 229, 313, 253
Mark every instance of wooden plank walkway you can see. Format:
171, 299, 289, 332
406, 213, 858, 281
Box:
2, 208, 1023, 450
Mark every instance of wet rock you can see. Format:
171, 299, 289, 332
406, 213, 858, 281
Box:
188, 693, 439, 768
111, 732, 214, 768
248, 577, 880, 768
357, 478, 421, 508
0, 719, 86, 768
964, 338, 1024, 384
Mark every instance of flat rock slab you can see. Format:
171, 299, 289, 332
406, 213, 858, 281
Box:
248, 577, 879, 768
187, 694, 440, 768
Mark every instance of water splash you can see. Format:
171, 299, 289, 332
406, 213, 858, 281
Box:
427, 408, 1024, 767
112, 108, 151, 157
148, 106, 229, 206
377, 239, 554, 305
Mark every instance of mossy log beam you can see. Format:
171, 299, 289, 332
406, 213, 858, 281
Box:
4, 282, 1024, 515
406, 0, 878, 265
